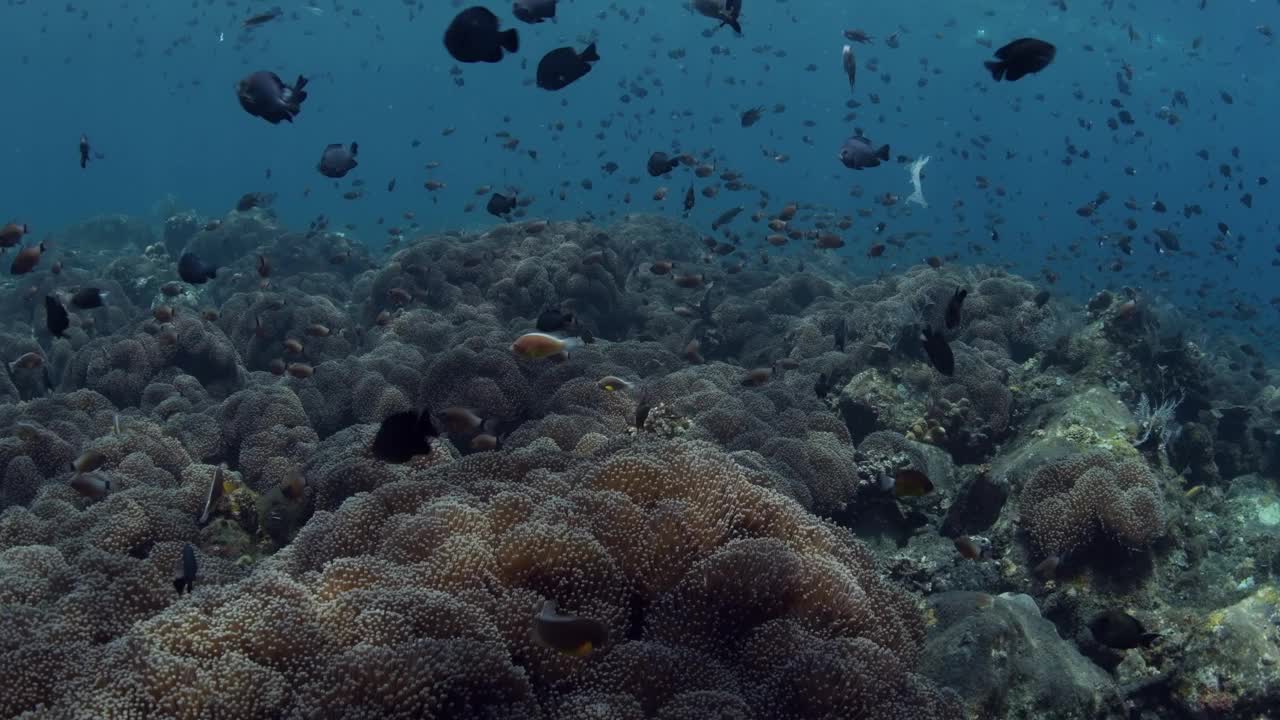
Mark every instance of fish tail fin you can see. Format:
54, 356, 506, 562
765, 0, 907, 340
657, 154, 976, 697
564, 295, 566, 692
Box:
501, 28, 520, 53
877, 144, 890, 161
580, 42, 600, 62
294, 75, 308, 91
983, 60, 1005, 81
720, 17, 742, 34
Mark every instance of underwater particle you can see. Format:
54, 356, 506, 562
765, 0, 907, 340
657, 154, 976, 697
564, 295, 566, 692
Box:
69, 287, 107, 309
371, 407, 438, 463
906, 154, 931, 207
984, 38, 1056, 81
839, 134, 890, 169
45, 295, 69, 337
317, 142, 359, 179
920, 326, 955, 376
514, 0, 556, 24
444, 6, 519, 64
894, 468, 934, 497
945, 288, 967, 329
236, 71, 309, 124
177, 252, 218, 284
531, 600, 609, 657
173, 543, 197, 595
511, 332, 581, 360
536, 43, 599, 91
9, 241, 45, 274
70, 471, 111, 500
198, 466, 225, 525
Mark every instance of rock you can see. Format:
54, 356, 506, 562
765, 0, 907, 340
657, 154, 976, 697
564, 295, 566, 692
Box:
838, 368, 921, 443
1173, 585, 1280, 717
921, 591, 1115, 720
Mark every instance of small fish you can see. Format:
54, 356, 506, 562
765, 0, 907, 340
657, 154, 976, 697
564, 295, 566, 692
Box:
257, 255, 271, 278
318, 142, 359, 179
45, 295, 70, 337
9, 352, 44, 372
647, 151, 681, 177
511, 332, 581, 360
236, 71, 309, 124
839, 135, 890, 170
953, 536, 982, 560
79, 134, 90, 169
536, 43, 599, 91
984, 38, 1056, 82
894, 468, 933, 497
198, 466, 225, 525
536, 306, 574, 333
286, 363, 314, 378
70, 287, 107, 309
371, 407, 438, 463
0, 222, 29, 248
10, 241, 46, 275
1089, 610, 1157, 650
597, 375, 634, 392
470, 433, 499, 451
281, 466, 307, 501
442, 406, 484, 435
531, 600, 609, 657
1033, 554, 1060, 580
72, 449, 108, 474
842, 45, 857, 90
177, 252, 218, 284
945, 288, 967, 329
173, 543, 198, 595
70, 471, 111, 500
243, 7, 283, 27
920, 327, 955, 376
443, 6, 519, 64
487, 192, 518, 219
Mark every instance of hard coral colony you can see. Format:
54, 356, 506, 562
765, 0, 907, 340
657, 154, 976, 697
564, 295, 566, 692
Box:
0, 2, 1277, 720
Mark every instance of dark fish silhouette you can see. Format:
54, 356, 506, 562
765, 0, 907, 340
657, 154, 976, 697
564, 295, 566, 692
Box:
487, 192, 518, 219
444, 7, 519, 64
513, 0, 556, 24
536, 43, 600, 91
371, 407, 438, 463
945, 288, 967, 329
984, 38, 1056, 82
177, 252, 217, 284
839, 135, 890, 170
237, 71, 309, 124
537, 307, 574, 333
79, 134, 90, 169
45, 295, 69, 337
921, 327, 954, 376
1090, 610, 1158, 649
647, 151, 680, 177
318, 142, 359, 179
70, 287, 107, 309
173, 543, 198, 595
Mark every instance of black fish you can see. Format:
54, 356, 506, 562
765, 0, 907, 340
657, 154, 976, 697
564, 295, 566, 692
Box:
177, 252, 218, 284
236, 71, 309, 124
371, 407, 438, 463
513, 0, 556, 23
536, 43, 600, 91
834, 316, 847, 351
921, 327, 954, 376
945, 288, 967, 329
45, 295, 69, 337
647, 151, 680, 177
444, 7, 519, 64
318, 142, 359, 179
70, 287, 106, 309
984, 38, 1056, 82
243, 7, 282, 27
173, 543, 197, 595
682, 185, 696, 216
537, 306, 574, 333
839, 135, 890, 170
79, 134, 90, 169
487, 192, 518, 218
1090, 610, 1157, 650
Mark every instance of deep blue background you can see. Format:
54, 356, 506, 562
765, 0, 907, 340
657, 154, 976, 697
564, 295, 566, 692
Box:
0, 0, 1274, 342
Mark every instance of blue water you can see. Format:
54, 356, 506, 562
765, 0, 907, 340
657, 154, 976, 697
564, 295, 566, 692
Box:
2, 0, 1275, 336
